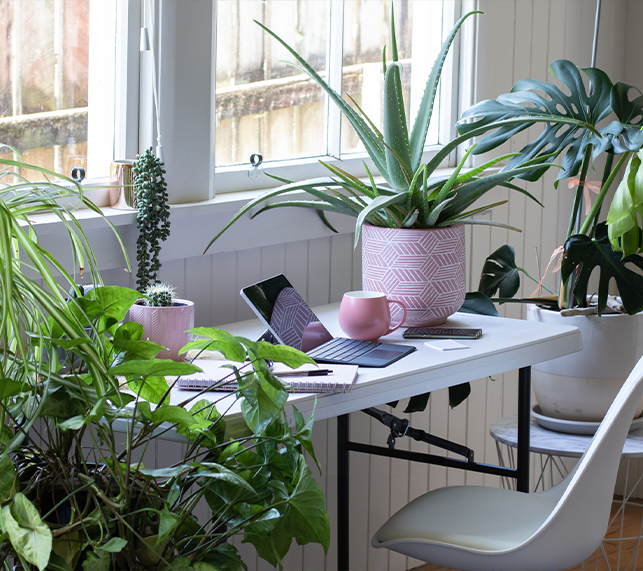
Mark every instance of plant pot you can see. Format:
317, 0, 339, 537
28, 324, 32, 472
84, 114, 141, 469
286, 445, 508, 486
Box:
527, 305, 643, 422
361, 224, 466, 327
128, 299, 195, 361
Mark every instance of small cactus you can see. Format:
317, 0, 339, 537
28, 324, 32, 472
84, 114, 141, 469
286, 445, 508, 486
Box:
144, 282, 176, 307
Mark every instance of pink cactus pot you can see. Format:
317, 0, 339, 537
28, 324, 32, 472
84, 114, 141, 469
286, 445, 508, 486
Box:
128, 299, 195, 361
361, 224, 466, 327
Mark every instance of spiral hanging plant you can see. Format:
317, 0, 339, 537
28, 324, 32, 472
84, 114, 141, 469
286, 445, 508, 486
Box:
134, 147, 170, 293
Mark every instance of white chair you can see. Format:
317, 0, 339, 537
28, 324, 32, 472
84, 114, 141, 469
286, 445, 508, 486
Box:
371, 355, 643, 571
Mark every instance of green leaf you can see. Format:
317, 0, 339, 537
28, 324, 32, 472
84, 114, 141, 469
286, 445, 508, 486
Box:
410, 10, 482, 170
458, 60, 613, 184
163, 556, 192, 570
383, 62, 412, 189
150, 405, 198, 428
2, 493, 53, 571
111, 359, 201, 378
98, 537, 128, 553
57, 415, 85, 431
249, 524, 292, 568
0, 379, 28, 400
448, 383, 471, 408
240, 374, 288, 436
478, 245, 522, 298
278, 456, 330, 550
158, 508, 181, 546
186, 328, 247, 361
293, 406, 319, 471
128, 376, 170, 405
607, 151, 643, 256
0, 453, 16, 503
404, 393, 430, 414
82, 549, 111, 571
562, 222, 643, 315
255, 342, 315, 368
458, 292, 500, 317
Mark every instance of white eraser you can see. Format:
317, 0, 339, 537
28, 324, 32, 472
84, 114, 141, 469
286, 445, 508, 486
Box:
424, 339, 469, 351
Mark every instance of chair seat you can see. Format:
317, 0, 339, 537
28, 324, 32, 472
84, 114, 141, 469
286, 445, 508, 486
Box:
374, 485, 557, 553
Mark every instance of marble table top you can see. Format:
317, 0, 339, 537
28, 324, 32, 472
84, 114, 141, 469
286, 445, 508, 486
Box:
490, 416, 643, 459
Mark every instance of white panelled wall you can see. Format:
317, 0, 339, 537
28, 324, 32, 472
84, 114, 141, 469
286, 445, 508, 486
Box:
39, 1, 643, 570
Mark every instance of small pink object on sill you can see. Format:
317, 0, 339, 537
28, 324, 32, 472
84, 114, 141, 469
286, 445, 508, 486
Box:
338, 291, 406, 342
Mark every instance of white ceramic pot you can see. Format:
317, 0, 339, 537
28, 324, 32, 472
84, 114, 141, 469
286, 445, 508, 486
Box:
361, 224, 466, 327
527, 305, 643, 421
128, 299, 195, 361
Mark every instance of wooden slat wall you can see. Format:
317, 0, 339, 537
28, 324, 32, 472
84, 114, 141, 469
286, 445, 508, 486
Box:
45, 2, 640, 570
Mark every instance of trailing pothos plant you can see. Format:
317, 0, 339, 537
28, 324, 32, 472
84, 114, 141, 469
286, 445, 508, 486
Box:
457, 60, 643, 316
134, 147, 170, 293
0, 155, 329, 570
205, 7, 557, 254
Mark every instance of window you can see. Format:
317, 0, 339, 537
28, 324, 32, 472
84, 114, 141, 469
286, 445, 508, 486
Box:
0, 0, 117, 185
213, 0, 459, 194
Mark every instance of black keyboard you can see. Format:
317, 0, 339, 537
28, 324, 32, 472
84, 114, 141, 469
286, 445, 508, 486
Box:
307, 337, 381, 362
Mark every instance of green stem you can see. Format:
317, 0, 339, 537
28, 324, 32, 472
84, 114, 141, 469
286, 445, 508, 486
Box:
579, 152, 631, 236
591, 151, 615, 238
567, 144, 593, 240
517, 267, 555, 295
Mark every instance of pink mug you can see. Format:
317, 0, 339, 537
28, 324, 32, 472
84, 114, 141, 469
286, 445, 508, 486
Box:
338, 291, 407, 342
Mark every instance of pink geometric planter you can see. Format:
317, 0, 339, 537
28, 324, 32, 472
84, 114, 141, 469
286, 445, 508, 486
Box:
362, 224, 466, 327
128, 299, 195, 361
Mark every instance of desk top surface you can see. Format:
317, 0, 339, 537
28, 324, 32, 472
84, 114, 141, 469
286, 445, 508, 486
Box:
169, 305, 582, 428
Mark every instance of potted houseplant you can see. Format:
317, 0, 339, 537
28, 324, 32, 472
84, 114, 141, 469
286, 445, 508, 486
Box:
458, 59, 643, 422
0, 155, 330, 570
128, 148, 195, 361
204, 7, 556, 328
128, 282, 195, 362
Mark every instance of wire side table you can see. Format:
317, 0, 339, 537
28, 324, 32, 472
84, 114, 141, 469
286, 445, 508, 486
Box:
491, 416, 643, 571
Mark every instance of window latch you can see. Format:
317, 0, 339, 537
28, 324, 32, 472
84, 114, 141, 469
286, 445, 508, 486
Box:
248, 153, 263, 181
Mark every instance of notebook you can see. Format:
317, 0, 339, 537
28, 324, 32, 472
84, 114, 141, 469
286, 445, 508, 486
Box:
240, 274, 416, 367
177, 359, 359, 394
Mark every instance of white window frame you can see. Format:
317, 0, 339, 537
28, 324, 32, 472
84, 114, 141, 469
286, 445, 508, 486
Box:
114, 0, 471, 205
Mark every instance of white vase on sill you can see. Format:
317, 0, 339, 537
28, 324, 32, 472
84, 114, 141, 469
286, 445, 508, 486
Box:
527, 304, 643, 422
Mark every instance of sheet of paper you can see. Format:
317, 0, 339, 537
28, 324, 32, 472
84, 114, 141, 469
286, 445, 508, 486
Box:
424, 339, 469, 351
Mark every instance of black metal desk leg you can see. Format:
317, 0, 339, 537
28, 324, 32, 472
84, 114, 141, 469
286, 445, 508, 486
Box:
517, 366, 531, 492
337, 414, 350, 571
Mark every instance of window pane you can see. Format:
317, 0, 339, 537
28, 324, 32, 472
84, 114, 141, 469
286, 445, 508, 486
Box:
0, 0, 115, 181
341, 0, 444, 157
215, 0, 329, 168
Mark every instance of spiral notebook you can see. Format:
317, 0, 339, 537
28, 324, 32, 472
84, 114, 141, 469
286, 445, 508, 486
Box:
176, 359, 359, 394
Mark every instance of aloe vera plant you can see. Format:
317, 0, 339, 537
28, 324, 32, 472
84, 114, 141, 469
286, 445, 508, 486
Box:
205, 7, 565, 253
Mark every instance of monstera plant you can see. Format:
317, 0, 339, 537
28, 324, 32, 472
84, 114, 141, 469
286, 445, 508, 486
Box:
459, 59, 643, 315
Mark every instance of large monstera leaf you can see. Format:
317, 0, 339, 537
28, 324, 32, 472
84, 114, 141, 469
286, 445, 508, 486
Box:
458, 60, 612, 183
561, 222, 643, 316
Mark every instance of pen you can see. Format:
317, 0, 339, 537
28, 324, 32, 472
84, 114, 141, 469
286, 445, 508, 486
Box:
277, 369, 332, 377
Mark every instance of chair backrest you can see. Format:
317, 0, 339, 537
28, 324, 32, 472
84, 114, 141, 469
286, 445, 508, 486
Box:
528, 354, 643, 562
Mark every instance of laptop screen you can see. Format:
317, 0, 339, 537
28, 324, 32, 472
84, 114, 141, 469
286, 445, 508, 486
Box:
241, 274, 333, 352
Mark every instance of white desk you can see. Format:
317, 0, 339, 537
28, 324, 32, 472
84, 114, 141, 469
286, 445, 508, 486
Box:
172, 306, 581, 426
172, 305, 582, 570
